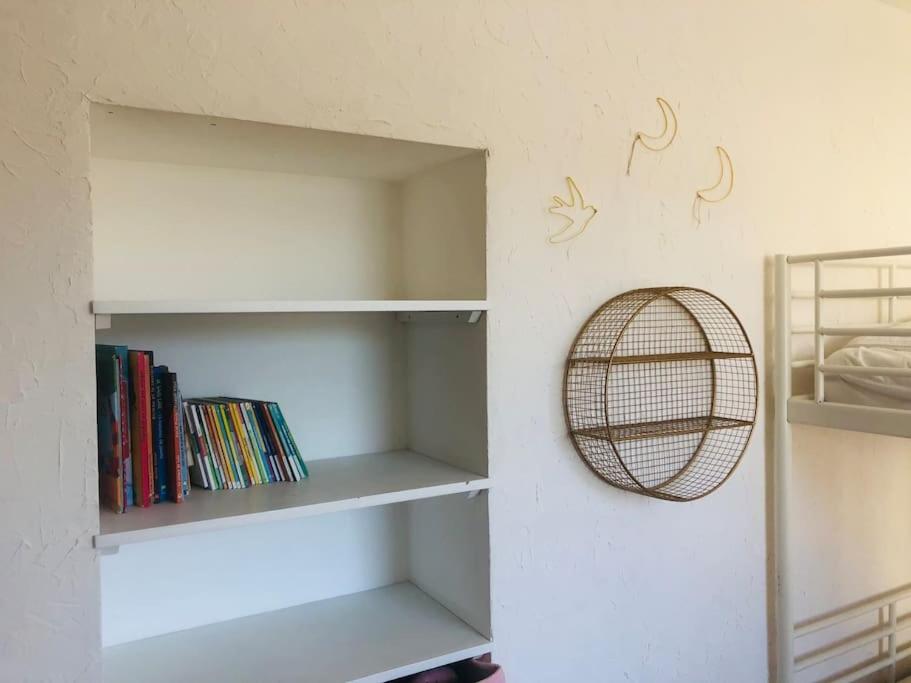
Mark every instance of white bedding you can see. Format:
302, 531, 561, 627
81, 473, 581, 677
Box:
824, 328, 911, 407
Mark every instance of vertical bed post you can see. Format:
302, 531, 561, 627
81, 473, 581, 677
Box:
814, 260, 825, 404
775, 254, 794, 683
888, 601, 898, 683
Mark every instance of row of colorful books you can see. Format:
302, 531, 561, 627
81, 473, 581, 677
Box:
95, 345, 190, 513
183, 398, 308, 491
95, 345, 309, 513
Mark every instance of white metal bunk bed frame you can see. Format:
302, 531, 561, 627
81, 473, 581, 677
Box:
776, 246, 911, 683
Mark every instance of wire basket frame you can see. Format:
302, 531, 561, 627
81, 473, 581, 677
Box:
564, 287, 757, 501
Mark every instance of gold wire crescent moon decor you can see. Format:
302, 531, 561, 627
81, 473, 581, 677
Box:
693, 145, 734, 225
563, 287, 757, 501
547, 176, 598, 244
626, 97, 678, 176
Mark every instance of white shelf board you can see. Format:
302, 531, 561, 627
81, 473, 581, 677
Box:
91, 299, 489, 315
103, 582, 492, 683
788, 395, 911, 439
95, 450, 490, 549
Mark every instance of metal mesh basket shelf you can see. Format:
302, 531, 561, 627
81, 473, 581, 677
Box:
563, 287, 757, 501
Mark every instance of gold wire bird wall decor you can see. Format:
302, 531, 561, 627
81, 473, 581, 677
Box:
626, 97, 678, 176
547, 176, 598, 244
692, 145, 734, 225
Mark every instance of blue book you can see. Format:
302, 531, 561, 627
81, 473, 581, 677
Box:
151, 365, 169, 503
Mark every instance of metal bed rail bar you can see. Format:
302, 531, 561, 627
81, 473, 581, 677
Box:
791, 361, 911, 377
787, 246, 911, 264
817, 364, 911, 379
793, 583, 911, 682
821, 287, 911, 299
819, 326, 911, 337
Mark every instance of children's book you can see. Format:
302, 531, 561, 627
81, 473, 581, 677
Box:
162, 372, 183, 503
95, 346, 125, 513
151, 365, 168, 503
128, 350, 154, 507
97, 344, 132, 507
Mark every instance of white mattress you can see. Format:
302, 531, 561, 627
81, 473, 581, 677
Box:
825, 328, 911, 408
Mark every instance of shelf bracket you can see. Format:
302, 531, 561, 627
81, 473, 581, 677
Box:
396, 311, 483, 324
95, 314, 112, 331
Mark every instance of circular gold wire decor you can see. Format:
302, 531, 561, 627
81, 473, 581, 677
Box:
563, 287, 757, 501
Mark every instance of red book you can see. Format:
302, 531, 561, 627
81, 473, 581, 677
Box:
128, 351, 154, 507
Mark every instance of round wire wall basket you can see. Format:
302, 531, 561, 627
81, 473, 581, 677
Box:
563, 287, 757, 501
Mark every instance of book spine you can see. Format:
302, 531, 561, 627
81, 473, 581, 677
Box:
260, 402, 286, 482
193, 404, 223, 490
271, 403, 308, 479
114, 347, 133, 507
142, 354, 155, 505
95, 347, 125, 513
258, 403, 284, 481
202, 404, 240, 489
219, 404, 250, 488
177, 386, 190, 497
232, 401, 263, 485
242, 403, 267, 485
193, 404, 223, 489
129, 352, 154, 508
252, 402, 279, 482
151, 367, 167, 503
266, 403, 295, 481
183, 405, 209, 490
228, 403, 259, 486
166, 373, 183, 503
209, 404, 237, 487
127, 351, 150, 507
128, 352, 144, 506
243, 402, 272, 484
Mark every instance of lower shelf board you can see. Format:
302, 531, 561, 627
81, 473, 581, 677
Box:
95, 450, 490, 549
103, 582, 492, 683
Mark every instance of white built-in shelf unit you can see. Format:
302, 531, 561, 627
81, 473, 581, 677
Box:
90, 104, 491, 683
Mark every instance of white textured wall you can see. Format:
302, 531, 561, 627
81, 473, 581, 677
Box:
3, 1, 911, 681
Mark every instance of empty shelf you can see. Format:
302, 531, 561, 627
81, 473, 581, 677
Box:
95, 450, 490, 549
103, 582, 492, 683
574, 416, 754, 443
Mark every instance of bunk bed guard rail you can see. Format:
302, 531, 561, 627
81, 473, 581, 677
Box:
775, 245, 911, 683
